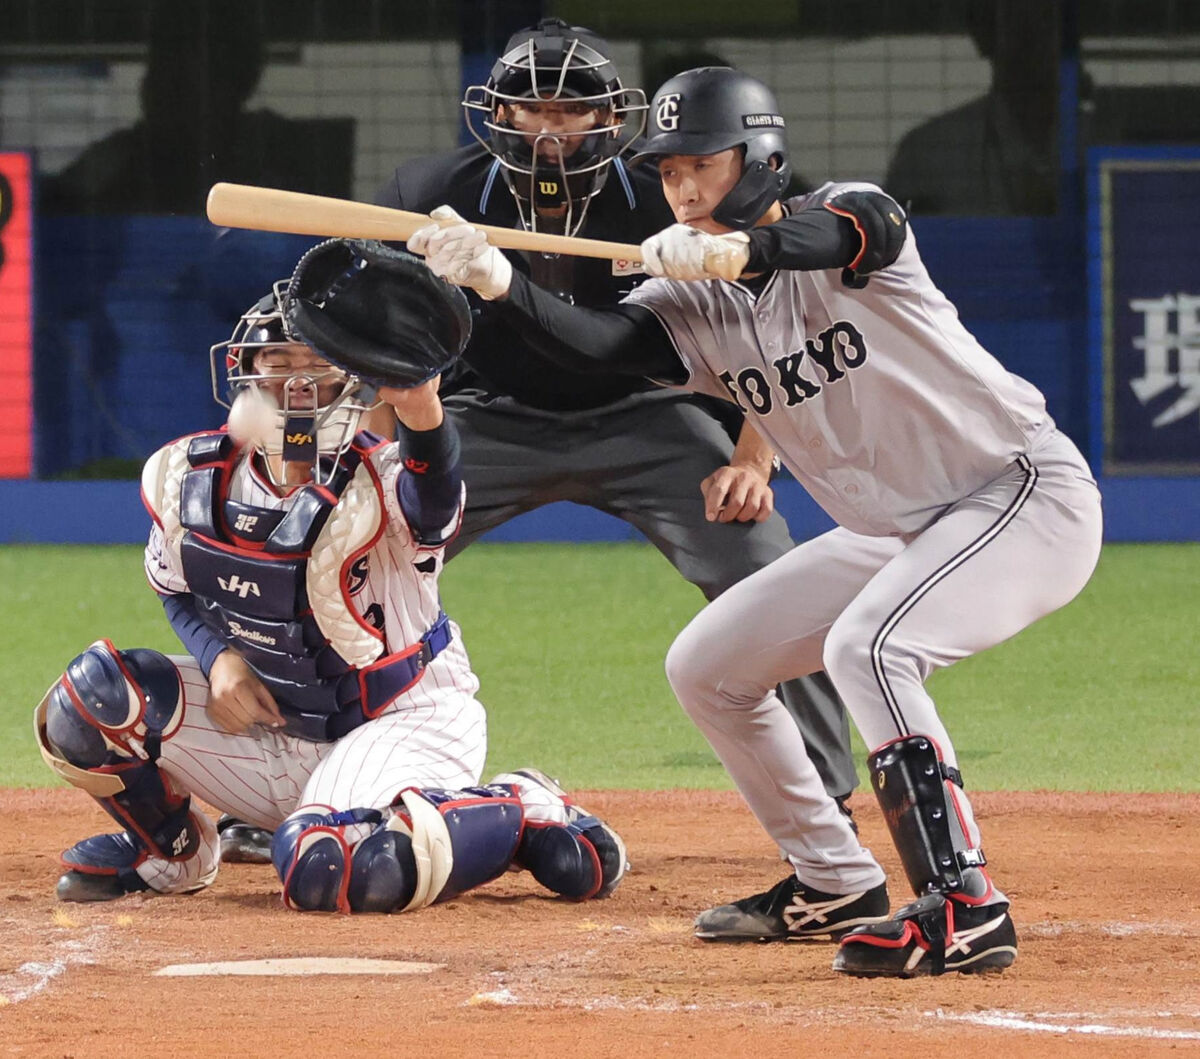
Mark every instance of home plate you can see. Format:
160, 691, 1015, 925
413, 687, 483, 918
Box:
155, 957, 442, 977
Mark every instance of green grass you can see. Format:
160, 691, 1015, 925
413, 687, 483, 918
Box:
1, 541, 1195, 792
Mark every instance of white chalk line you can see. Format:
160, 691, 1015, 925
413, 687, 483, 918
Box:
0, 925, 108, 1006
156, 957, 442, 977
461, 984, 1200, 1041
929, 1009, 1200, 1041
1025, 920, 1198, 938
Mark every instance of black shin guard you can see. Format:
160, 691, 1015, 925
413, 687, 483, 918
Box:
869, 735, 985, 895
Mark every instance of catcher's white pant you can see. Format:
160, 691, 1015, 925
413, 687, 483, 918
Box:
666, 430, 1102, 894
133, 654, 487, 894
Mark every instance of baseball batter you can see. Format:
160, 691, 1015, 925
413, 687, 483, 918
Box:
33, 247, 626, 913
409, 67, 1103, 976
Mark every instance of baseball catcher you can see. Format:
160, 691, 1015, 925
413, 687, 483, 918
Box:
33, 241, 626, 912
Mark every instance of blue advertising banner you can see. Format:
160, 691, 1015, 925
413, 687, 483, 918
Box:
1089, 149, 1200, 473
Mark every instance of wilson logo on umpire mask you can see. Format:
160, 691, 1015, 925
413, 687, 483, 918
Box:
656, 93, 682, 131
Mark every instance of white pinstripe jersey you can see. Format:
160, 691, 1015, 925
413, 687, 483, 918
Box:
625, 182, 1055, 537
145, 439, 480, 708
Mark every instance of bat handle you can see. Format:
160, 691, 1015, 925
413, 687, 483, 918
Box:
704, 247, 749, 283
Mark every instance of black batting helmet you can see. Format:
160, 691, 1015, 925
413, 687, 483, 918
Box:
631, 67, 790, 230
462, 18, 647, 234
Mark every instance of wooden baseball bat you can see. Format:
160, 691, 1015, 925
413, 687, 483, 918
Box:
205, 182, 747, 281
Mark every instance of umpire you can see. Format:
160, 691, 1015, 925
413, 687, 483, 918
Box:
215, 18, 860, 861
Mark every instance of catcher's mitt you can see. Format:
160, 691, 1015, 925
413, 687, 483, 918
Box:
283, 238, 472, 388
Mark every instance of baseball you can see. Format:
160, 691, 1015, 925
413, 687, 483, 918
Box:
226, 387, 279, 449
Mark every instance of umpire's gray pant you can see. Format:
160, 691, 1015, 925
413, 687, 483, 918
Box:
442, 387, 859, 800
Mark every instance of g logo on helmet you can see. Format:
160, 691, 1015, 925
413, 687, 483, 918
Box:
656, 93, 682, 132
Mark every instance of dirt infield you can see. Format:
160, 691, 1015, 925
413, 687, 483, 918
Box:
2, 788, 1197, 1058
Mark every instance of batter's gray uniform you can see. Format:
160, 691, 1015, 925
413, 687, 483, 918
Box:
381, 145, 858, 800
620, 182, 1104, 892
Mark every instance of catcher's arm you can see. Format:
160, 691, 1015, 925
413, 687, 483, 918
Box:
379, 378, 463, 545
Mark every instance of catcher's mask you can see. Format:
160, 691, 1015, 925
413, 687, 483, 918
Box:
209, 282, 378, 486
462, 17, 647, 235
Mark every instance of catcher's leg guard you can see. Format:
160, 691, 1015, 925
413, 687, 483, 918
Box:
272, 786, 524, 914
34, 641, 217, 898
58, 832, 150, 902
495, 768, 628, 900
833, 735, 1015, 977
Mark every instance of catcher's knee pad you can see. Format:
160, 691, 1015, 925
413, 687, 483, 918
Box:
35, 640, 197, 863
273, 787, 523, 914
869, 735, 987, 896
273, 809, 385, 913
496, 768, 628, 900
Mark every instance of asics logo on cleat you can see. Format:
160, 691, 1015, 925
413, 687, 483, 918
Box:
785, 891, 870, 932
945, 910, 1013, 963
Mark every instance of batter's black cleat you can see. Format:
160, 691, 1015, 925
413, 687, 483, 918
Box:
833, 891, 1017, 977
217, 814, 274, 864
57, 832, 151, 903
694, 876, 890, 942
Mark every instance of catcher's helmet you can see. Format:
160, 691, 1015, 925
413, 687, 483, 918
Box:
462, 17, 647, 234
208, 283, 376, 484
631, 67, 790, 230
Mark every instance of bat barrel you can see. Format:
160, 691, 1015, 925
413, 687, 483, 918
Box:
207, 182, 645, 264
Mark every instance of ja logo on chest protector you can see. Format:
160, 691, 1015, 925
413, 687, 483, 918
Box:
719, 321, 869, 414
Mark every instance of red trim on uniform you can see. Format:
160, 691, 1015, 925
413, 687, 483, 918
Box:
281, 824, 354, 914
141, 485, 164, 529
823, 201, 867, 271
60, 673, 143, 744
221, 532, 270, 552
441, 795, 521, 811
189, 530, 307, 562
58, 849, 148, 875
356, 646, 427, 720
107, 802, 161, 855
519, 820, 603, 900
104, 638, 149, 727
353, 430, 390, 456
404, 457, 430, 475
336, 455, 387, 645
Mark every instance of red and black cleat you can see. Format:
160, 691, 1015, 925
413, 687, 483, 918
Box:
833, 889, 1017, 977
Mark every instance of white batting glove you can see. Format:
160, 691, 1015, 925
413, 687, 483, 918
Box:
407, 205, 513, 301
640, 224, 752, 282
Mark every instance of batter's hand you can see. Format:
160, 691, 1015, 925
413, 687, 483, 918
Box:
640, 225, 751, 282
701, 464, 775, 523
206, 650, 285, 734
407, 206, 513, 301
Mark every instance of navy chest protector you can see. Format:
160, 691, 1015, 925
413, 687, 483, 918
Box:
177, 432, 451, 742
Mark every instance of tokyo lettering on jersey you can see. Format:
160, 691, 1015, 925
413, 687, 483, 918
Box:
624, 182, 1053, 537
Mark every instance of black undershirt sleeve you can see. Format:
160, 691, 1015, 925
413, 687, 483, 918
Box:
490, 208, 860, 383
493, 272, 687, 383
745, 208, 862, 273
395, 417, 463, 544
